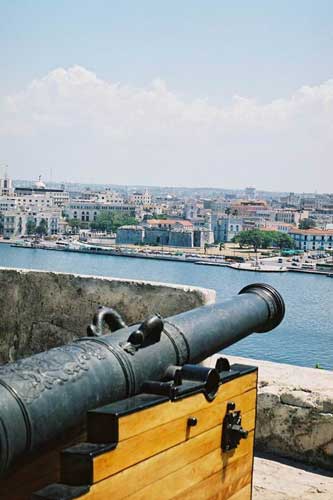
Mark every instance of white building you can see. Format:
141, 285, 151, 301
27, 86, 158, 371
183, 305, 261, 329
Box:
290, 229, 333, 251
0, 174, 14, 196
15, 177, 69, 207
96, 190, 125, 205
1, 208, 62, 238
130, 190, 152, 206
65, 201, 137, 223
273, 209, 302, 225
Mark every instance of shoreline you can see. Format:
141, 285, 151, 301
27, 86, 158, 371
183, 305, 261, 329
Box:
8, 242, 333, 276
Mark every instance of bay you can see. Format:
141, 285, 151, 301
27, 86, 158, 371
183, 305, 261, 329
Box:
0, 244, 332, 369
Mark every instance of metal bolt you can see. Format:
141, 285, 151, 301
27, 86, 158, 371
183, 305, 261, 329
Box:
187, 417, 197, 427
227, 401, 236, 411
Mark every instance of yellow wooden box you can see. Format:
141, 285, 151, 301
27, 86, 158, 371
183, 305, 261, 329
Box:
30, 362, 257, 500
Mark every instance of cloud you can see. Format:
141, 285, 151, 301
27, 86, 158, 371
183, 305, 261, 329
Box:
0, 66, 332, 191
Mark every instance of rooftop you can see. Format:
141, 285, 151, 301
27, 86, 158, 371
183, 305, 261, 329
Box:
290, 228, 333, 236
148, 219, 193, 227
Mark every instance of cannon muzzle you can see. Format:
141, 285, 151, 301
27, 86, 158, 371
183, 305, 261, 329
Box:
0, 283, 284, 475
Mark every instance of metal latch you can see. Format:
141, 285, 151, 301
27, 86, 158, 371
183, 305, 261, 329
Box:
221, 402, 248, 452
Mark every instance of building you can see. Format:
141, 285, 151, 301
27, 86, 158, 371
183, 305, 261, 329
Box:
0, 173, 14, 196
212, 216, 243, 242
15, 177, 69, 207
143, 219, 193, 246
273, 210, 301, 225
261, 222, 296, 234
65, 201, 137, 223
129, 190, 152, 207
1, 208, 62, 238
245, 186, 256, 200
116, 218, 211, 248
290, 229, 333, 251
96, 191, 125, 205
116, 226, 144, 245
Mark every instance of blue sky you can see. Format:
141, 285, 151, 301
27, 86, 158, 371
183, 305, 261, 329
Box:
1, 1, 333, 191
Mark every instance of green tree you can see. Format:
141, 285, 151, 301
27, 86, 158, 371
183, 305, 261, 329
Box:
90, 212, 137, 233
274, 232, 294, 249
299, 218, 316, 230
26, 220, 37, 235
233, 229, 294, 252
36, 218, 48, 236
233, 230, 264, 253
67, 219, 81, 232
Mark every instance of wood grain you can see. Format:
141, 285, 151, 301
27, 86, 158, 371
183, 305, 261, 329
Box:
91, 389, 256, 483
76, 428, 254, 500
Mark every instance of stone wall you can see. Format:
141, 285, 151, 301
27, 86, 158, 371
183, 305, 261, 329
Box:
205, 354, 333, 470
0, 267, 215, 364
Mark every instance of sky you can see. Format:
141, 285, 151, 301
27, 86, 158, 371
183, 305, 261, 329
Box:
0, 0, 333, 192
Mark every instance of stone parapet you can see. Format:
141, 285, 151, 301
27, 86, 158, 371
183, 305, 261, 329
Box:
204, 354, 333, 470
0, 267, 215, 364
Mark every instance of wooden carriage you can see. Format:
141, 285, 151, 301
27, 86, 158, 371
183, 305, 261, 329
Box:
24, 361, 258, 500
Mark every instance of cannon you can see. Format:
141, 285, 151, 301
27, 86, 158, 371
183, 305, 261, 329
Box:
0, 283, 285, 499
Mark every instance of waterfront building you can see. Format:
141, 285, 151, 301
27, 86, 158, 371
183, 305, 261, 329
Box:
144, 219, 193, 247
290, 228, 333, 251
65, 201, 138, 223
1, 208, 62, 238
116, 218, 211, 248
212, 216, 243, 243
116, 226, 145, 245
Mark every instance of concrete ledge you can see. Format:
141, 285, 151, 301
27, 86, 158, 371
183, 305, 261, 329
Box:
0, 267, 215, 363
204, 354, 333, 470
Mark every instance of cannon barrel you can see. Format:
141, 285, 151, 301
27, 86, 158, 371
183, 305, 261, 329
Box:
0, 283, 284, 475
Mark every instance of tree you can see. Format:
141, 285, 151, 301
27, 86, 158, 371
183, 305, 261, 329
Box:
274, 232, 294, 249
36, 218, 48, 236
26, 220, 37, 235
299, 218, 316, 230
67, 219, 81, 232
233, 230, 264, 253
90, 212, 137, 233
233, 229, 294, 252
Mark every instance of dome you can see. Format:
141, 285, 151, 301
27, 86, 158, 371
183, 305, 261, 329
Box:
35, 176, 46, 189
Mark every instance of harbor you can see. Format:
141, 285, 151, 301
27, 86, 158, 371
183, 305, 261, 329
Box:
1, 242, 332, 370
9, 239, 333, 275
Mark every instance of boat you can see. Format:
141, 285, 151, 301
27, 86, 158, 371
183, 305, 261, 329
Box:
229, 262, 288, 272
195, 260, 229, 267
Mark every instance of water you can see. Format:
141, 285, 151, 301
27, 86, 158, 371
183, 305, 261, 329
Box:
0, 244, 332, 369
